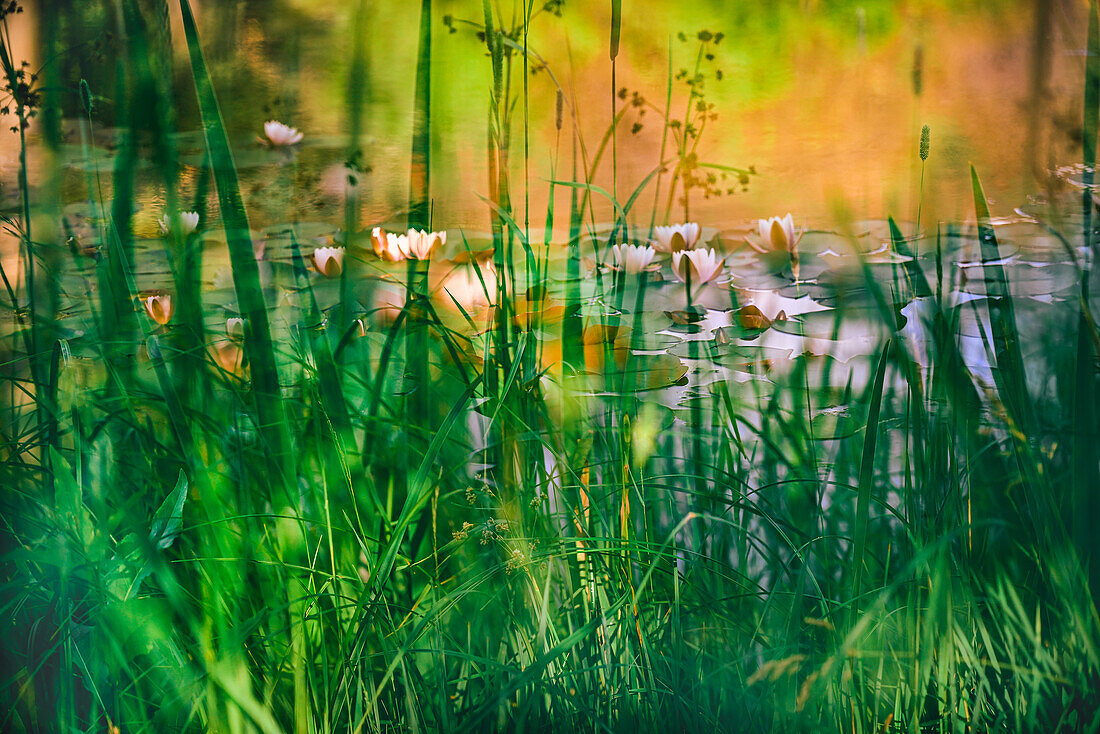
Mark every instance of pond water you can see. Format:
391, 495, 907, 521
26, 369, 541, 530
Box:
1, 0, 1092, 236
3, 0, 1095, 455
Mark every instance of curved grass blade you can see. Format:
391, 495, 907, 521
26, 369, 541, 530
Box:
971, 164, 1034, 435
888, 215, 931, 299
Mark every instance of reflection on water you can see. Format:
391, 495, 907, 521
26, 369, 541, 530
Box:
1, 0, 1091, 240
3, 0, 1096, 399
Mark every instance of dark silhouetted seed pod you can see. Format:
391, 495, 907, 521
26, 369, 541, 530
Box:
79, 79, 92, 114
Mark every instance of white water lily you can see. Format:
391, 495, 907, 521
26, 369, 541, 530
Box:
158, 211, 200, 235
264, 120, 303, 146
652, 222, 701, 253
671, 248, 724, 285
142, 294, 173, 325
611, 243, 657, 274
312, 246, 345, 277
405, 229, 446, 260
226, 317, 245, 339
755, 213, 800, 252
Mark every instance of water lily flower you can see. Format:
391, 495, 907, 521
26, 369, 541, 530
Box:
652, 222, 701, 253
313, 246, 345, 277
226, 317, 245, 339
371, 227, 407, 262
406, 229, 446, 260
159, 211, 200, 235
439, 263, 497, 312
211, 341, 246, 377
754, 213, 800, 253
371, 227, 446, 261
142, 293, 173, 325
611, 243, 657, 273
671, 248, 725, 285
263, 120, 303, 146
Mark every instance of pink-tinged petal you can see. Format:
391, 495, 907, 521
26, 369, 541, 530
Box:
143, 294, 173, 325
264, 120, 304, 146
313, 246, 345, 277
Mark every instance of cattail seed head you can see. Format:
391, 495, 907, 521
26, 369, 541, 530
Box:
555, 90, 564, 131
920, 125, 931, 161
79, 79, 92, 114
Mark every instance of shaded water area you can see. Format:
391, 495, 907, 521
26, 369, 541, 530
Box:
3, 1, 1100, 732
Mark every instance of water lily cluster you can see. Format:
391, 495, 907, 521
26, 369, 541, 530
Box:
370, 228, 447, 262
143, 213, 807, 332
143, 129, 804, 366
140, 123, 809, 332
612, 221, 726, 287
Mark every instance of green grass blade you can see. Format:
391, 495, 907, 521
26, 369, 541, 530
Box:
178, 0, 292, 484
409, 0, 432, 230
1084, 0, 1099, 261
609, 0, 622, 60
888, 215, 932, 299
1073, 311, 1099, 583
371, 374, 482, 587
1077, 0, 1100, 602
852, 339, 890, 613
970, 164, 1034, 434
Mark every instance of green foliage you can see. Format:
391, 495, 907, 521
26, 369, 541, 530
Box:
1, 1, 1098, 733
